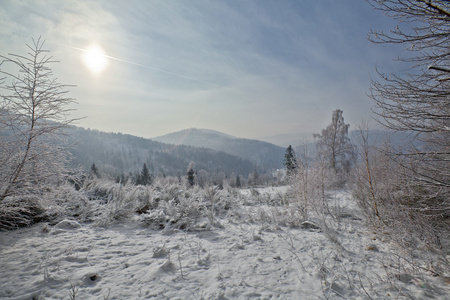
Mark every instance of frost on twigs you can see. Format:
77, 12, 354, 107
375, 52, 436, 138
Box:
0, 195, 47, 230
0, 38, 79, 230
0, 38, 78, 201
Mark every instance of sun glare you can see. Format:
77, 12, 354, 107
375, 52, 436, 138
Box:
82, 45, 108, 75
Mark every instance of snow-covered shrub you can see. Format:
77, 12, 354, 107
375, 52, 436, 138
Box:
82, 178, 118, 202
80, 178, 235, 230
202, 186, 236, 218
0, 183, 92, 230
95, 184, 139, 226
352, 136, 448, 253
139, 183, 236, 231
156, 196, 205, 230
0, 195, 47, 230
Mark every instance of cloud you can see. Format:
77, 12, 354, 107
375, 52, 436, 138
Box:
0, 0, 394, 139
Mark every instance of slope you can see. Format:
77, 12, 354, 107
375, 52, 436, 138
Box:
67, 127, 255, 177
153, 128, 286, 170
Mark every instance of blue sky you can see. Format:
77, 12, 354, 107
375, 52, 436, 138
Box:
0, 0, 399, 140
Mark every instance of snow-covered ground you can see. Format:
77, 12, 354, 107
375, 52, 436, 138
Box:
1, 187, 449, 299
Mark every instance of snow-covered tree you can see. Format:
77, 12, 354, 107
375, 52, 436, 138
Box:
314, 109, 356, 174
0, 38, 77, 200
283, 145, 298, 177
364, 0, 450, 250
368, 0, 450, 196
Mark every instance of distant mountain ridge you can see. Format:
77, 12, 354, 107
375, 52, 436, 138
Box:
152, 128, 286, 170
153, 128, 235, 146
67, 127, 256, 178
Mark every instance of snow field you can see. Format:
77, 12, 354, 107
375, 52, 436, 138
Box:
0, 185, 449, 299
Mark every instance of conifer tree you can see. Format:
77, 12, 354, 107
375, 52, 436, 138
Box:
236, 175, 241, 188
140, 163, 151, 185
187, 168, 195, 187
187, 161, 195, 187
283, 145, 298, 177
90, 163, 100, 178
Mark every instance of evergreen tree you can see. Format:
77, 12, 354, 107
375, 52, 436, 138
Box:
140, 163, 151, 185
236, 175, 241, 188
187, 161, 195, 187
120, 173, 127, 185
251, 168, 259, 186
90, 163, 100, 178
187, 168, 195, 187
283, 145, 298, 177
133, 172, 141, 185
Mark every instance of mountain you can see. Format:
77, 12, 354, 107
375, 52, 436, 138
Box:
152, 128, 286, 170
258, 133, 313, 147
66, 127, 255, 178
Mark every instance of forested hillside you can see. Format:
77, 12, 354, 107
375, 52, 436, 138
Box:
67, 127, 257, 178
153, 128, 285, 170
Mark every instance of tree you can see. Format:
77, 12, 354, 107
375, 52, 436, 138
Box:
314, 109, 356, 174
235, 175, 241, 188
90, 163, 100, 178
368, 0, 450, 193
187, 161, 195, 187
250, 167, 259, 186
139, 163, 151, 185
0, 38, 77, 200
367, 0, 450, 249
283, 145, 298, 177
187, 168, 195, 187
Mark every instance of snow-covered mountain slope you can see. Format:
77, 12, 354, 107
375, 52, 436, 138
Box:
67, 127, 255, 177
153, 128, 286, 170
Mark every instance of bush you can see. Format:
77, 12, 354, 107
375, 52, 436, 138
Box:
0, 195, 47, 230
352, 135, 449, 253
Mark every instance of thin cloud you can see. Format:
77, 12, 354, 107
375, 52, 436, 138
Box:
0, 0, 396, 139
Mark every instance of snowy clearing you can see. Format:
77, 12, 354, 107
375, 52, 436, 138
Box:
1, 188, 449, 299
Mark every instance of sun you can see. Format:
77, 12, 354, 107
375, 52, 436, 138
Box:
82, 45, 108, 75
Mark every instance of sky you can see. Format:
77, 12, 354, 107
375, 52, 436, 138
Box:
0, 0, 400, 141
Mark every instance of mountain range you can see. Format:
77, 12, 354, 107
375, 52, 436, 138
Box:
152, 128, 286, 170
66, 126, 410, 181
67, 127, 286, 179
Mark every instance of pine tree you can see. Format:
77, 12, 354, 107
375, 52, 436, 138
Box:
251, 168, 259, 186
90, 163, 100, 178
236, 175, 241, 188
283, 145, 298, 177
187, 161, 195, 187
187, 168, 195, 187
140, 163, 151, 185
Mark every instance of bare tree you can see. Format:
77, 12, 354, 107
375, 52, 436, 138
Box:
352, 122, 381, 220
368, 0, 450, 189
0, 37, 77, 201
367, 0, 449, 250
314, 109, 356, 176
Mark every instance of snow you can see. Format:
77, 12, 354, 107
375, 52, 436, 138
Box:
1, 187, 449, 299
